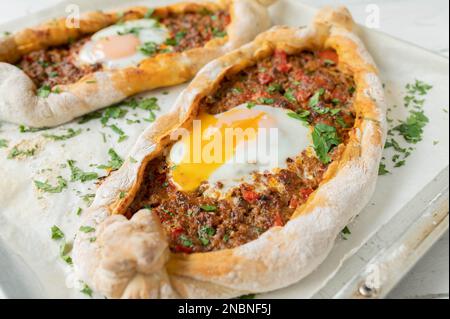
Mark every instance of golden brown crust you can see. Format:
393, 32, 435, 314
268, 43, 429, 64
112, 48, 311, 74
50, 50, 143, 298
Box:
72, 6, 387, 299
0, 0, 274, 127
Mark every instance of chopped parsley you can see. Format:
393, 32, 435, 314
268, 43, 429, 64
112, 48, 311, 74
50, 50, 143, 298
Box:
198, 226, 216, 246
59, 242, 73, 265
78, 111, 103, 124
98, 148, 124, 170
284, 89, 297, 103
34, 176, 68, 193
51, 225, 65, 240
311, 123, 340, 164
68, 160, 98, 182
19, 125, 48, 133
81, 193, 95, 206
341, 226, 351, 240
37, 85, 52, 98
0, 138, 8, 148
138, 41, 158, 55
267, 83, 282, 93
212, 28, 227, 38
109, 124, 128, 142
179, 234, 193, 247
43, 128, 82, 141
165, 31, 186, 46
8, 146, 37, 159
257, 97, 275, 105
392, 110, 429, 144
309, 88, 325, 108
200, 205, 217, 212
101, 105, 128, 125
378, 163, 390, 175
379, 80, 432, 175
79, 225, 95, 233
287, 110, 310, 125
246, 101, 256, 109
80, 283, 93, 297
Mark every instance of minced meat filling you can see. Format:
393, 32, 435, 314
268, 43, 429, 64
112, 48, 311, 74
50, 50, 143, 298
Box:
18, 37, 102, 88
126, 50, 356, 254
159, 10, 230, 52
16, 9, 230, 88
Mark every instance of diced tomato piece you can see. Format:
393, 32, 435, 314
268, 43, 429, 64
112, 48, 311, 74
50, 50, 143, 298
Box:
289, 196, 299, 209
171, 227, 184, 238
242, 190, 259, 203
224, 15, 231, 25
331, 88, 348, 102
174, 245, 193, 254
258, 72, 273, 85
318, 50, 339, 65
273, 212, 284, 227
274, 50, 292, 73
299, 188, 314, 201
296, 90, 311, 103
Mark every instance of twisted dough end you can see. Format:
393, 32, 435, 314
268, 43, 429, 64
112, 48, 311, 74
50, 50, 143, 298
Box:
90, 210, 178, 299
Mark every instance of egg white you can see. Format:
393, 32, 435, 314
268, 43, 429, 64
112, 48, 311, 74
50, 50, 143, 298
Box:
78, 19, 169, 69
169, 104, 312, 197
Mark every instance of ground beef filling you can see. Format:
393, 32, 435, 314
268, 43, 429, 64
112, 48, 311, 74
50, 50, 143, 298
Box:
17, 37, 101, 88
159, 10, 230, 52
128, 50, 356, 254
16, 10, 230, 88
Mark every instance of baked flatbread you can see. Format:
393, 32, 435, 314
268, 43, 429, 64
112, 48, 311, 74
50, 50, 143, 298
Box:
72, 6, 386, 299
0, 0, 275, 127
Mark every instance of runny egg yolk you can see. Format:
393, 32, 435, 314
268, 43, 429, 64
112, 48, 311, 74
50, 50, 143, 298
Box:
170, 108, 267, 192
93, 34, 140, 60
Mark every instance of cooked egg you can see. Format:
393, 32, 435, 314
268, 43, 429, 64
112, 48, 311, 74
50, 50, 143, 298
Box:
78, 19, 168, 69
168, 104, 311, 196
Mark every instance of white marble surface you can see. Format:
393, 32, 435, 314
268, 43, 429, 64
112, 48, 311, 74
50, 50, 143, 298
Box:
0, 0, 448, 299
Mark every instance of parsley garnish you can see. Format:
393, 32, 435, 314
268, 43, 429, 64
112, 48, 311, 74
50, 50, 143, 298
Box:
180, 235, 193, 247
212, 28, 227, 38
19, 125, 48, 133
311, 123, 340, 164
138, 41, 158, 55
246, 101, 256, 109
341, 226, 351, 240
51, 225, 64, 240
200, 205, 217, 212
8, 146, 37, 159
43, 128, 82, 141
37, 85, 52, 98
34, 176, 68, 193
98, 148, 124, 170
80, 283, 93, 297
68, 160, 98, 182
79, 225, 95, 233
287, 110, 310, 125
198, 226, 216, 246
267, 83, 282, 93
378, 162, 390, 176
284, 89, 297, 103
0, 138, 8, 148
392, 110, 429, 143
257, 97, 275, 105
109, 124, 128, 142
309, 88, 325, 108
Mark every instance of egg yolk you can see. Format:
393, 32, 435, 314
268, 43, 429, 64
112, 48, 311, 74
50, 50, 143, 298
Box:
170, 108, 268, 192
93, 34, 140, 60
